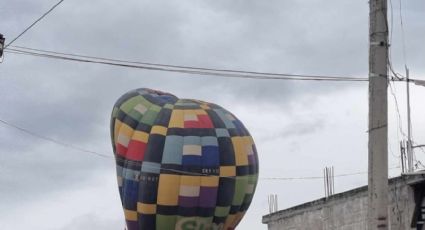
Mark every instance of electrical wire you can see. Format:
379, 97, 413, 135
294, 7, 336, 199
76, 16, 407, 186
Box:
0, 117, 111, 159
388, 0, 400, 81
389, 81, 407, 138
5, 0, 66, 48
261, 167, 401, 181
4, 47, 369, 82
0, 114, 402, 180
379, 4, 406, 82
385, 1, 413, 169
5, 48, 368, 82
260, 173, 363, 181
413, 141, 425, 159
386, 7, 406, 155
387, 0, 422, 174
378, 4, 401, 81
7, 46, 422, 83
398, 0, 408, 66
8, 45, 367, 81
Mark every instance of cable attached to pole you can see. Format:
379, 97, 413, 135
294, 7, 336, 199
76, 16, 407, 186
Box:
5, 0, 66, 48
5, 46, 370, 82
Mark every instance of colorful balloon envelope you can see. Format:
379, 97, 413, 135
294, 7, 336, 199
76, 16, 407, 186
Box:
111, 88, 259, 230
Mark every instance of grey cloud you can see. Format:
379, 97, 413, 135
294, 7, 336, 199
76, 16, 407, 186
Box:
55, 214, 123, 230
1, 1, 424, 229
0, 0, 372, 202
7, 0, 369, 104
257, 118, 326, 143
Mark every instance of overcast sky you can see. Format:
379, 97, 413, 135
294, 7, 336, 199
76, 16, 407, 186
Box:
1, 1, 424, 229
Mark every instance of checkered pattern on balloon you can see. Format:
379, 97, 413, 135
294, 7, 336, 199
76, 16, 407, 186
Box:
111, 88, 259, 230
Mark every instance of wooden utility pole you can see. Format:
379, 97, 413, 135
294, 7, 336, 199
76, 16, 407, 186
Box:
368, 0, 389, 229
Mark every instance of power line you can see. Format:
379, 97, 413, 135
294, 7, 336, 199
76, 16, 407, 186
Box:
5, 0, 66, 48
386, 0, 409, 159
413, 141, 425, 160
9, 45, 366, 81
260, 173, 363, 181
388, 0, 398, 81
5, 47, 367, 82
389, 81, 407, 138
381, 3, 402, 81
0, 116, 401, 180
7, 46, 423, 83
0, 117, 110, 159
398, 0, 408, 67
4, 46, 370, 82
261, 167, 401, 181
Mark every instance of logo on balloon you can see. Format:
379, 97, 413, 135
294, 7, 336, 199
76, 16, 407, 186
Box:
176, 217, 224, 230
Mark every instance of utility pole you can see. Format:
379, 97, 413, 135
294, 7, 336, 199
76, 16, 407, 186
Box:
368, 0, 389, 229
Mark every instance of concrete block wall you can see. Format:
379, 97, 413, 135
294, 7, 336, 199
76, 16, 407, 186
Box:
263, 176, 421, 230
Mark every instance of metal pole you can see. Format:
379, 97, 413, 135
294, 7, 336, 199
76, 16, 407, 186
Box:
400, 141, 405, 173
332, 166, 335, 195
276, 194, 278, 211
406, 67, 414, 172
326, 167, 329, 196
324, 168, 327, 197
368, 0, 389, 229
268, 195, 270, 213
275, 194, 278, 212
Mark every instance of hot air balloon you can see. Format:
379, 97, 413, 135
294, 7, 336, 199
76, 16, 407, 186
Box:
111, 88, 259, 230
